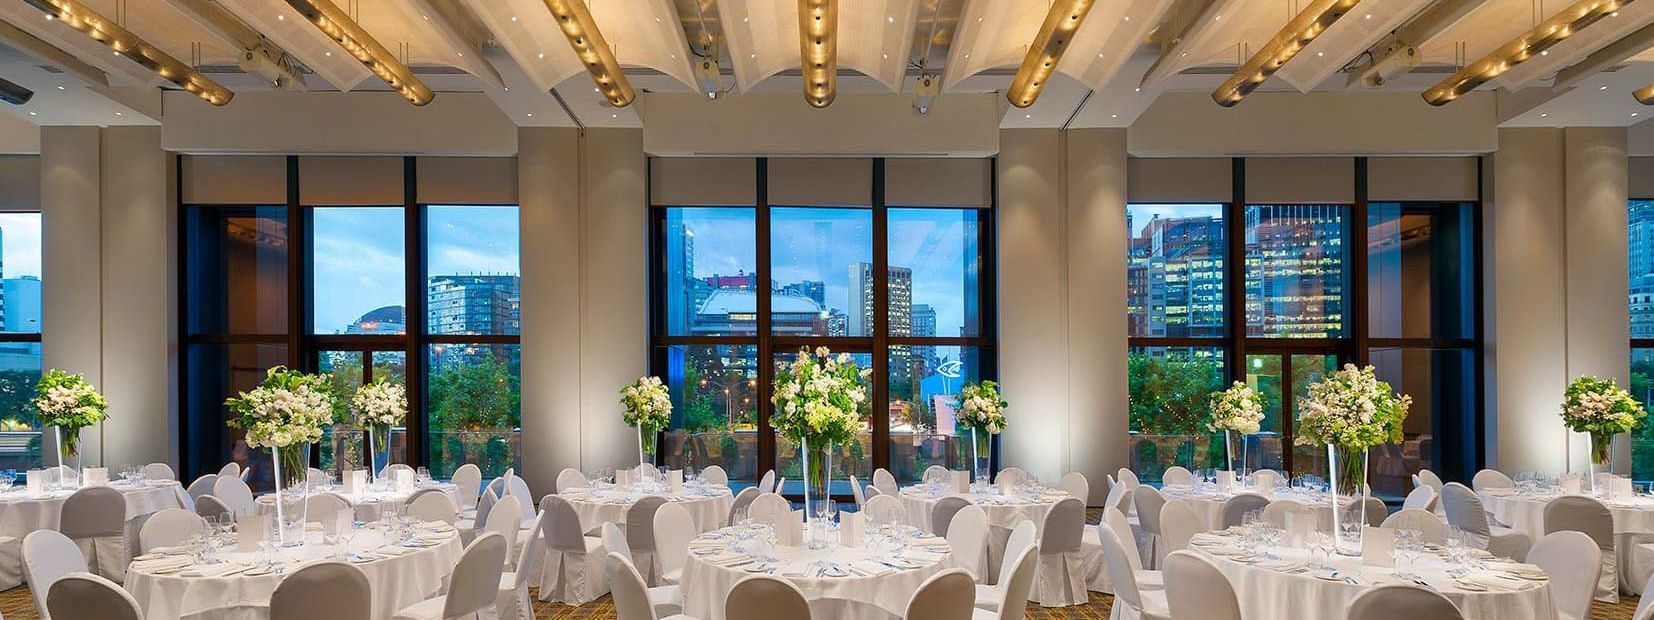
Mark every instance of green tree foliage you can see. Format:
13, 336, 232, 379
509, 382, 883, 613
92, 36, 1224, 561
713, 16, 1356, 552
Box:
1128, 353, 1219, 436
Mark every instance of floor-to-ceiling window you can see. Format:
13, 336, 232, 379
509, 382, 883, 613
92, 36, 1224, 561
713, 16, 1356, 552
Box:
1629, 199, 1654, 479
0, 212, 44, 471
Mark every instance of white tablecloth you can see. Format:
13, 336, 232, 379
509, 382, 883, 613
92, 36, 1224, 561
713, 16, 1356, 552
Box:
1481, 490, 1654, 594
898, 487, 1066, 583
1189, 531, 1557, 620
560, 487, 734, 534
125, 523, 463, 620
679, 527, 954, 620
256, 484, 459, 522
0, 480, 183, 539
1159, 486, 1336, 531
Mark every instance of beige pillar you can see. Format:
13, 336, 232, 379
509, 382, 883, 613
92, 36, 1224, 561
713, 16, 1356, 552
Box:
518, 127, 581, 498
40, 127, 102, 465
1064, 129, 1129, 505
580, 129, 648, 471
1563, 127, 1632, 473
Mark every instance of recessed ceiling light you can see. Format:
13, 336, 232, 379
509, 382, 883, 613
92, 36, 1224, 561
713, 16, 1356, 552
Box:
882, 53, 888, 59
457, 52, 463, 57
1602, 85, 1609, 90
594, 87, 600, 93
1613, 11, 1620, 17
888, 16, 894, 23
1317, 51, 1324, 57
277, 14, 284, 20
27, 112, 35, 116
670, 53, 676, 59
611, 113, 618, 118
1111, 113, 1118, 118
750, 53, 756, 58
1134, 87, 1141, 92
1214, 15, 1221, 21
44, 14, 52, 20
1364, 13, 1371, 19
1098, 53, 1104, 58
743, 17, 749, 22
422, 14, 429, 20
964, 54, 970, 59
1541, 113, 1549, 117
113, 51, 121, 56
511, 16, 517, 22
526, 113, 533, 117
325, 52, 331, 56
114, 111, 123, 116
1540, 50, 1548, 56
1180, 52, 1187, 57
1123, 16, 1130, 21
977, 17, 983, 22
655, 17, 661, 22
56, 86, 64, 90
504, 87, 510, 91
1024, 114, 1031, 119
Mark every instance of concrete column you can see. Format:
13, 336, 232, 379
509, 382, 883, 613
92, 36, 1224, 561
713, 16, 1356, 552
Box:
580, 129, 647, 471
1064, 129, 1129, 505
40, 127, 101, 465
1563, 127, 1631, 473
518, 127, 581, 498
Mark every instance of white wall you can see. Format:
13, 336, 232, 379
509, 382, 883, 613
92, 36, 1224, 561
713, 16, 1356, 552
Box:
1563, 128, 1632, 473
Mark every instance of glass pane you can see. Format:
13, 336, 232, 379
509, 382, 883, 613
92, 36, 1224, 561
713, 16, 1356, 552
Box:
184, 207, 287, 334
1370, 348, 1472, 502
663, 208, 758, 336
1636, 349, 1654, 481
658, 345, 759, 490
318, 350, 363, 476
1286, 354, 1342, 479
888, 345, 981, 484
1127, 204, 1226, 338
1631, 201, 1654, 339
1241, 354, 1288, 474
183, 343, 287, 487
0, 214, 41, 334
0, 342, 42, 470
773, 349, 873, 496
887, 209, 982, 338
311, 207, 406, 335
770, 208, 872, 336
427, 206, 521, 336
1368, 202, 1474, 340
1128, 346, 1226, 482
1245, 205, 1347, 338
427, 344, 520, 480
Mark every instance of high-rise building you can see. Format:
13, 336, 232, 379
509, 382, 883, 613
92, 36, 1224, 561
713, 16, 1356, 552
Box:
0, 276, 39, 333
779, 281, 826, 307
347, 305, 406, 334
1632, 201, 1654, 340
911, 304, 936, 375
695, 290, 823, 335
1245, 205, 1345, 337
665, 215, 696, 333
1128, 212, 1225, 338
428, 274, 521, 335
850, 262, 913, 374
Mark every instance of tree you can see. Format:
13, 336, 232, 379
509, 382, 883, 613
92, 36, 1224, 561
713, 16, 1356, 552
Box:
1127, 353, 1219, 436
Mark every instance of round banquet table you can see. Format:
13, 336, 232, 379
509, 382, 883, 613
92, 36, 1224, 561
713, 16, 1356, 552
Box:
125, 521, 462, 620
1158, 485, 1336, 531
678, 525, 954, 620
897, 485, 1068, 583
1480, 488, 1654, 593
558, 484, 734, 534
256, 483, 459, 522
0, 479, 183, 539
1187, 531, 1557, 620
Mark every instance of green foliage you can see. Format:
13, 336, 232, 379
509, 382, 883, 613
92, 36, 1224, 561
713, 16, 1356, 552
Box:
1128, 353, 1220, 436
428, 353, 520, 433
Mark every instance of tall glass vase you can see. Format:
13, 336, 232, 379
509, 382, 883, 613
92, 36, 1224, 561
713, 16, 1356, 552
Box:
53, 427, 82, 488
1327, 444, 1369, 556
970, 428, 990, 485
366, 424, 390, 484
1589, 432, 1614, 495
270, 444, 311, 547
1223, 430, 1235, 473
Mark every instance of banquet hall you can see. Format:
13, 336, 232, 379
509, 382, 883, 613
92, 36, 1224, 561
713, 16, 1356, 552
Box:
8, 0, 1654, 618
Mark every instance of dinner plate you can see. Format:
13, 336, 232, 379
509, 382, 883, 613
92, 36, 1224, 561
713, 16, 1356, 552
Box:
243, 566, 275, 577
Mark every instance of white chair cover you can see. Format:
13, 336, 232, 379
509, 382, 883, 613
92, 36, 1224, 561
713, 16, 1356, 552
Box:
60, 486, 127, 582
1159, 500, 1201, 554
138, 508, 207, 553
727, 487, 759, 526
946, 504, 989, 582
534, 495, 608, 604
1635, 569, 1654, 620
865, 485, 883, 498
306, 468, 327, 488
978, 520, 1037, 611
626, 496, 667, 582
1098, 522, 1169, 620
999, 467, 1030, 488
606, 552, 661, 620
654, 501, 694, 585
499, 512, 545, 620
1220, 494, 1270, 529
701, 465, 729, 487
271, 561, 371, 620
1528, 531, 1602, 620
452, 463, 483, 514
1032, 497, 1086, 607
1104, 475, 1122, 510
1133, 485, 1168, 568
485, 495, 523, 568
1382, 509, 1447, 544
186, 473, 218, 503
142, 462, 176, 481
393, 532, 508, 620
381, 463, 414, 480
1441, 482, 1531, 560
861, 494, 905, 524
1417, 469, 1446, 493
407, 488, 459, 524
1346, 584, 1465, 620
905, 568, 977, 620
217, 462, 241, 478
1545, 495, 1619, 603
602, 522, 633, 565
849, 474, 867, 509
599, 523, 683, 618
988, 539, 1039, 620
873, 468, 898, 496
1057, 472, 1089, 503
506, 473, 537, 527
1402, 485, 1438, 512
1105, 507, 1145, 571
556, 468, 589, 494
1250, 469, 1282, 489
931, 496, 971, 537
727, 574, 810, 620
212, 475, 257, 518
46, 572, 142, 620
1164, 551, 1240, 620
757, 470, 776, 494
775, 477, 787, 495
195, 494, 233, 522
923, 465, 951, 484
1116, 468, 1140, 488
1471, 469, 1514, 494
25, 530, 87, 620
1161, 466, 1194, 487
1260, 499, 1306, 527
305, 493, 351, 524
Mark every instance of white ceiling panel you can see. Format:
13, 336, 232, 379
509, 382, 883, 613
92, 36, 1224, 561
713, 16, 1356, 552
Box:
941, 0, 1042, 90
590, 0, 699, 91
1421, 0, 1536, 66
1275, 0, 1436, 92
214, 0, 372, 91
460, 0, 584, 93
1492, 3, 1654, 90
837, 0, 921, 91
0, 2, 163, 88
80, 0, 241, 66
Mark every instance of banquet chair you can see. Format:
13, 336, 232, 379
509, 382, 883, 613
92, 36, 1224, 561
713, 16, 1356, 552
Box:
1345, 584, 1464, 620
607, 551, 701, 620
45, 572, 142, 620
862, 494, 906, 525
213, 474, 257, 518
1635, 570, 1654, 620
603, 523, 683, 617
1102, 507, 1165, 592
1057, 472, 1089, 503
42, 466, 78, 488
975, 532, 1038, 620
727, 487, 759, 525
850, 475, 868, 510
1545, 495, 1619, 603
1441, 483, 1531, 560
505, 473, 538, 527
271, 561, 371, 620
946, 504, 989, 582
485, 495, 523, 570
923, 465, 950, 484
749, 493, 794, 526
381, 463, 415, 481
452, 463, 483, 516
1161, 466, 1194, 487
1527, 531, 1602, 620
1250, 469, 1282, 489
61, 486, 127, 582
1133, 485, 1168, 567
1471, 469, 1515, 494
1031, 497, 1087, 606
393, 532, 508, 620
1220, 494, 1270, 529
218, 461, 241, 478
535, 495, 608, 604
1361, 497, 1389, 529
1163, 551, 1240, 620
932, 496, 971, 537
1104, 476, 1133, 516
464, 488, 499, 539
1159, 501, 1201, 555
980, 520, 1036, 610
306, 467, 326, 488
241, 466, 252, 482
194, 494, 233, 522
498, 512, 545, 620
874, 468, 899, 496
757, 470, 776, 494
998, 467, 1030, 487
407, 488, 460, 525
906, 568, 976, 620
865, 485, 884, 498
1260, 499, 1307, 527
1417, 469, 1447, 515
137, 508, 206, 553
186, 473, 218, 503
142, 462, 176, 482
701, 466, 728, 487
1402, 485, 1439, 513
556, 468, 589, 494
626, 496, 668, 581
1098, 524, 1170, 620
1117, 468, 1140, 488
653, 502, 695, 585
24, 530, 87, 620
305, 492, 352, 524
1381, 509, 1447, 544
727, 574, 809, 620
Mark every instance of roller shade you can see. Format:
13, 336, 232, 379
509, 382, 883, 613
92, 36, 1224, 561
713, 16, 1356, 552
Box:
767, 158, 872, 206
885, 158, 992, 207
1368, 157, 1479, 202
417, 157, 517, 205
298, 156, 402, 205
181, 155, 285, 205
1127, 158, 1231, 203
1245, 157, 1355, 204
649, 157, 757, 206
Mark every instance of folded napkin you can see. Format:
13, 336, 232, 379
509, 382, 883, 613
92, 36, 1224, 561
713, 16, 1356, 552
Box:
181, 563, 247, 578
850, 560, 896, 577
131, 557, 192, 573
375, 546, 414, 557
415, 532, 453, 543
901, 551, 946, 564
1460, 574, 1532, 591
1257, 559, 1304, 572
703, 552, 749, 566
137, 546, 189, 559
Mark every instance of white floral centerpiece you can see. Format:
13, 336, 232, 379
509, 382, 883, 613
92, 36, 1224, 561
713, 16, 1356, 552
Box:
350, 377, 406, 481
1296, 364, 1410, 553
1561, 375, 1644, 474
1208, 381, 1264, 472
620, 376, 672, 465
955, 380, 1008, 481
772, 346, 867, 517
32, 370, 108, 470
225, 366, 336, 490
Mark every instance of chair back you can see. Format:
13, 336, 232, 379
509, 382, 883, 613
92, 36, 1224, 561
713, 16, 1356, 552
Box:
304, 493, 351, 523
997, 520, 1037, 587
1159, 500, 1201, 554
625, 496, 668, 553
775, 477, 788, 495
1381, 509, 1447, 544
555, 468, 589, 494
1161, 466, 1194, 486
380, 463, 414, 480
24, 530, 87, 620
873, 468, 898, 496
506, 474, 536, 519
1041, 497, 1086, 554
602, 522, 632, 564
757, 470, 776, 494
1260, 499, 1306, 527
1417, 469, 1446, 494
213, 474, 257, 518
1103, 474, 1122, 510
862, 494, 905, 524
1440, 483, 1492, 538
1103, 507, 1143, 569
1116, 468, 1139, 488
143, 462, 176, 481
726, 574, 810, 620
1636, 570, 1654, 620
850, 475, 867, 508
1057, 472, 1089, 502
1530, 530, 1603, 620
406, 489, 459, 524
451, 463, 483, 512
931, 496, 971, 537
483, 495, 523, 561
186, 473, 219, 501
1098, 523, 1146, 611
218, 461, 241, 477
994, 540, 1040, 620
998, 467, 1030, 488
1471, 469, 1514, 494
1133, 485, 1168, 535
946, 504, 989, 579
904, 569, 976, 620
1363, 496, 1389, 528
654, 502, 695, 578
728, 486, 760, 525
865, 485, 883, 498
270, 561, 371, 620
749, 493, 793, 526
1545, 495, 1616, 552
195, 494, 233, 522
138, 508, 207, 553
475, 488, 499, 530
1250, 469, 1282, 489
1346, 584, 1464, 620
923, 465, 950, 484
60, 486, 124, 538
46, 573, 142, 620
702, 465, 729, 487
444, 532, 509, 618
1165, 551, 1241, 620
306, 468, 326, 488
1220, 493, 1270, 528
607, 552, 659, 620
1402, 485, 1438, 512
540, 495, 590, 554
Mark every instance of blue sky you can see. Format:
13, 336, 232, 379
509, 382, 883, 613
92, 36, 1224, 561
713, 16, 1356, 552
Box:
1129, 203, 1224, 237
0, 214, 41, 280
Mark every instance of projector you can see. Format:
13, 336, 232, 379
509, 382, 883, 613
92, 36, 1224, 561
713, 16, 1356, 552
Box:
914, 73, 940, 115
240, 43, 299, 90
0, 77, 31, 106
695, 56, 721, 100
1356, 40, 1420, 88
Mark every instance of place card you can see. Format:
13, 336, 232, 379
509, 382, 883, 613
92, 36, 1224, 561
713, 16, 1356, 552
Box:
1594, 473, 1613, 495
952, 471, 969, 494
1361, 526, 1394, 567
237, 515, 266, 552
1560, 475, 1582, 495
779, 510, 804, 546
341, 470, 364, 495
83, 468, 107, 486
840, 511, 863, 547
1284, 511, 1311, 547
24, 470, 41, 495
669, 470, 684, 494
1615, 476, 1635, 500
1217, 471, 1235, 494
617, 469, 633, 487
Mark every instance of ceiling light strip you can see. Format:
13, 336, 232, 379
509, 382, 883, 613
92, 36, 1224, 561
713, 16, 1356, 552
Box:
1007, 0, 1097, 108
23, 0, 232, 106
1425, 0, 1629, 106
799, 0, 837, 108
543, 0, 635, 108
1212, 0, 1361, 107
284, 0, 433, 106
